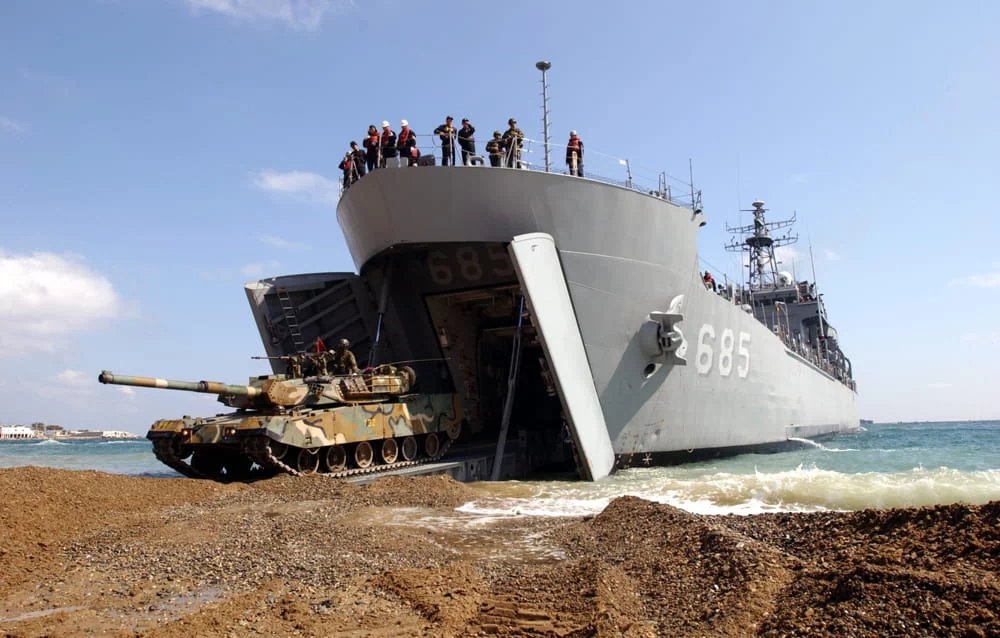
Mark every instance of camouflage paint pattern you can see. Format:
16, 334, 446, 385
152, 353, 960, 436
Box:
145, 392, 461, 449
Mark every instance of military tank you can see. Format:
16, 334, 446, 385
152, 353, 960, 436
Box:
97, 364, 463, 481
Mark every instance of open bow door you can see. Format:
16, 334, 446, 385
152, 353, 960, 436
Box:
508, 233, 616, 481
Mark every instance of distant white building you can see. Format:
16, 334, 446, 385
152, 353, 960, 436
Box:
101, 430, 138, 439
0, 425, 40, 440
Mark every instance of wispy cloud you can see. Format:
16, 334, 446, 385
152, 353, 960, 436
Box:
55, 370, 89, 387
825, 250, 840, 261
258, 234, 310, 251
961, 332, 1000, 343
241, 260, 280, 278
18, 68, 74, 97
949, 272, 1000, 288
252, 169, 339, 205
0, 251, 126, 357
118, 386, 136, 397
185, 0, 351, 30
0, 116, 25, 134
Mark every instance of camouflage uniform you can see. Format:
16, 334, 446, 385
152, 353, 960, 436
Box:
285, 355, 304, 379
486, 132, 505, 167
502, 121, 524, 168
328, 349, 359, 375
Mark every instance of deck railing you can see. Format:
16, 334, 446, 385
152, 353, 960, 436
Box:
338, 133, 701, 210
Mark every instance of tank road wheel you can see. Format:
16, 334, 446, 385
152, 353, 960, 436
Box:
295, 448, 320, 475
354, 441, 374, 469
424, 433, 441, 458
380, 439, 399, 464
401, 436, 418, 461
191, 451, 225, 476
446, 419, 463, 441
268, 440, 289, 461
324, 445, 347, 473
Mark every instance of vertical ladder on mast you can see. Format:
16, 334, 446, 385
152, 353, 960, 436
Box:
276, 288, 307, 353
491, 296, 525, 481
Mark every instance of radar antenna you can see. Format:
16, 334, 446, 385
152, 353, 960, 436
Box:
725, 200, 798, 290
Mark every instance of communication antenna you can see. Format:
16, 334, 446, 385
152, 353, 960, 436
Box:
535, 60, 552, 172
725, 200, 798, 290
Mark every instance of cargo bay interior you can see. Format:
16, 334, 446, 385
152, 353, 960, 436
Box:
247, 241, 580, 479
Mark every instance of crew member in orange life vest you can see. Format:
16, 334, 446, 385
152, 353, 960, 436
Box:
363, 125, 380, 172
379, 121, 397, 167
397, 119, 419, 166
566, 130, 584, 177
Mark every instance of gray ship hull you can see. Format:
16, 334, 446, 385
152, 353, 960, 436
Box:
248, 166, 858, 478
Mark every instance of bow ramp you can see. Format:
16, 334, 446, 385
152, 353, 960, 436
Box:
507, 233, 615, 481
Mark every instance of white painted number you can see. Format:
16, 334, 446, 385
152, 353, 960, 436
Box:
695, 324, 750, 378
718, 328, 734, 376
487, 245, 515, 277
696, 324, 715, 374
737, 332, 751, 378
428, 251, 453, 285
455, 247, 483, 281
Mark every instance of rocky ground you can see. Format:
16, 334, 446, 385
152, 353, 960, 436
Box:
0, 466, 997, 637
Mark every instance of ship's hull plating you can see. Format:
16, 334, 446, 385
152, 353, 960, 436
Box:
336, 167, 859, 459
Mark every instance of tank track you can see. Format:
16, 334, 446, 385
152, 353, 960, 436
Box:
243, 434, 456, 479
151, 439, 215, 480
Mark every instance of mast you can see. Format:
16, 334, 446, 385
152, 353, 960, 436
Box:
725, 200, 798, 290
535, 61, 552, 172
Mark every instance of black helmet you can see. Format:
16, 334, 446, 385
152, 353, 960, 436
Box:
493, 130, 501, 136
337, 338, 350, 349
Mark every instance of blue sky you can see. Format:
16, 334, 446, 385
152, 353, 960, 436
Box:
1, 0, 997, 431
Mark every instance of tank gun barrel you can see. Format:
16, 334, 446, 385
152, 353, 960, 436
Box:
97, 371, 262, 398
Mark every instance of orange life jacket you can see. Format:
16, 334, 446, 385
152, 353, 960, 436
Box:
398, 128, 411, 145
568, 138, 581, 152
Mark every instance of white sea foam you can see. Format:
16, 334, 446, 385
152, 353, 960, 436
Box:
786, 437, 859, 452
460, 466, 1000, 517
32, 439, 67, 446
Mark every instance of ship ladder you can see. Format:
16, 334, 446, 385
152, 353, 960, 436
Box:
490, 296, 525, 480
276, 288, 307, 353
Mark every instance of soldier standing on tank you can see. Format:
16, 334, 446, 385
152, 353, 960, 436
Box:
433, 116, 457, 166
285, 354, 303, 379
486, 131, 505, 167
329, 339, 360, 374
379, 121, 397, 168
350, 141, 367, 178
566, 130, 584, 177
457, 118, 476, 165
363, 125, 380, 172
502, 118, 524, 168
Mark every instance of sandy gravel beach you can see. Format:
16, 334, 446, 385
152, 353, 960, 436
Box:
0, 466, 997, 637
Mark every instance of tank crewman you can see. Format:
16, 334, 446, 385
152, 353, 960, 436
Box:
457, 118, 476, 165
379, 121, 397, 167
338, 151, 358, 189
566, 130, 584, 177
329, 338, 360, 374
363, 125, 381, 172
703, 271, 716, 291
349, 141, 367, 178
433, 116, 457, 166
285, 354, 304, 379
397, 119, 419, 166
486, 131, 505, 167
501, 118, 524, 168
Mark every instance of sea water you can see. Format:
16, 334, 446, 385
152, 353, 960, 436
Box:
2, 421, 998, 515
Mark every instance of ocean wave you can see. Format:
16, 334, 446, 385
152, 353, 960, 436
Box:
461, 466, 1000, 518
786, 437, 859, 452
31, 439, 68, 446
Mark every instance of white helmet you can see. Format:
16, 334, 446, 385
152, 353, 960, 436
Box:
381, 120, 390, 128
400, 119, 408, 127
570, 130, 578, 136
